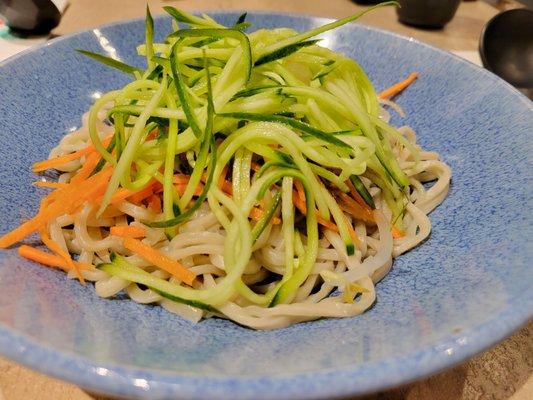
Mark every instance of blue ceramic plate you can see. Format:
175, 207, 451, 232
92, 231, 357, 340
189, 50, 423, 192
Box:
0, 12, 531, 400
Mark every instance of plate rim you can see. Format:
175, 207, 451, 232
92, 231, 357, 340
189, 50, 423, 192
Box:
0, 10, 532, 400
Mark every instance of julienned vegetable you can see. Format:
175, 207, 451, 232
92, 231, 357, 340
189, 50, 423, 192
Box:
0, 3, 452, 330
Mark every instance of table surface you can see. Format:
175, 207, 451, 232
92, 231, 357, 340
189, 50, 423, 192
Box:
1, 1, 532, 399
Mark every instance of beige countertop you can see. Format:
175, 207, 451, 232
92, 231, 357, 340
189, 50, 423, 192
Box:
1, 1, 531, 399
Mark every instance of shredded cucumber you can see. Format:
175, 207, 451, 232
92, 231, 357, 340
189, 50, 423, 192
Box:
78, 2, 415, 311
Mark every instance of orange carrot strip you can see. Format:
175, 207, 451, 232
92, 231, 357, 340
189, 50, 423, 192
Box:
345, 179, 374, 216
122, 238, 196, 285
107, 181, 160, 205
129, 187, 154, 205
173, 174, 191, 185
40, 227, 84, 284
392, 225, 405, 239
70, 151, 101, 184
0, 217, 45, 249
18, 245, 92, 271
174, 183, 204, 197
337, 192, 375, 223
145, 128, 159, 141
110, 225, 146, 238
249, 207, 281, 225
33, 181, 69, 189
294, 180, 306, 202
292, 192, 337, 231
147, 194, 162, 213
218, 165, 229, 190
32, 136, 112, 172
379, 72, 418, 99
0, 167, 113, 249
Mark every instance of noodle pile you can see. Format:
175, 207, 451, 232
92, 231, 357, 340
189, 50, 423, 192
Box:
1, 5, 451, 329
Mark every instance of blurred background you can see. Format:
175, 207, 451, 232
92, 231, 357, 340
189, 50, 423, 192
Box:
0, 1, 531, 399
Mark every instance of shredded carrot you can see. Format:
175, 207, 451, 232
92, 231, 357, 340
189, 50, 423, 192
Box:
40, 227, 84, 284
147, 194, 162, 213
292, 191, 337, 231
345, 180, 374, 216
33, 181, 69, 189
391, 225, 405, 239
294, 180, 306, 202
128, 187, 154, 205
249, 207, 281, 225
172, 174, 190, 185
100, 205, 124, 219
18, 245, 92, 271
70, 151, 101, 184
174, 183, 204, 197
379, 72, 418, 99
251, 162, 262, 172
0, 218, 45, 249
0, 167, 113, 249
110, 225, 146, 238
145, 128, 159, 141
122, 237, 196, 285
292, 189, 362, 249
337, 192, 375, 223
32, 135, 112, 172
218, 165, 230, 191
107, 181, 160, 205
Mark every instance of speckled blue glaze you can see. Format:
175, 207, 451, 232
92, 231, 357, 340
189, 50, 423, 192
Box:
0, 11, 531, 400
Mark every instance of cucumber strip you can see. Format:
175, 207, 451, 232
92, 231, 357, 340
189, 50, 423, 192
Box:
254, 39, 321, 67
147, 56, 216, 228
349, 174, 376, 209
257, 2, 397, 60
167, 29, 252, 80
170, 41, 203, 139
164, 6, 226, 28
162, 92, 180, 237
251, 190, 281, 242
218, 112, 352, 151
90, 135, 116, 176
75, 49, 141, 74
322, 185, 355, 255
145, 6, 155, 70
97, 257, 216, 312
281, 177, 295, 280
234, 12, 247, 26
99, 77, 168, 214
268, 171, 318, 306
232, 85, 280, 100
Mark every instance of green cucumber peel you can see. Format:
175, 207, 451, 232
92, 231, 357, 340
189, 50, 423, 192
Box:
164, 6, 225, 28
258, 2, 397, 61
145, 6, 155, 70
98, 257, 216, 312
218, 112, 352, 151
170, 41, 203, 138
349, 175, 375, 209
251, 190, 281, 243
75, 49, 141, 75
167, 28, 252, 80
146, 55, 216, 228
254, 39, 321, 67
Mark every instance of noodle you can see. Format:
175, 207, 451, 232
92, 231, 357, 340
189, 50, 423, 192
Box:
1, 6, 451, 330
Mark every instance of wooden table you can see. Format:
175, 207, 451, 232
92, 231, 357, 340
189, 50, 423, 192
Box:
1, 1, 531, 399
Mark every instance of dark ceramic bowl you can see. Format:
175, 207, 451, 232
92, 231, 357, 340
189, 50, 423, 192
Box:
397, 0, 462, 28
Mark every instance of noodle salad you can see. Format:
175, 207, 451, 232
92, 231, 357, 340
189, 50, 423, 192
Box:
0, 3, 451, 329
